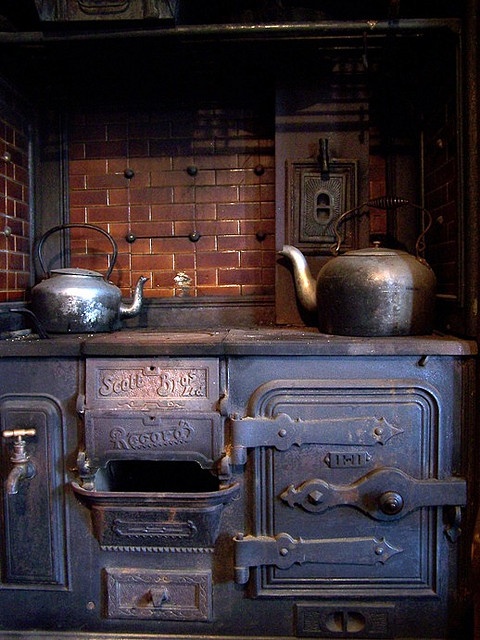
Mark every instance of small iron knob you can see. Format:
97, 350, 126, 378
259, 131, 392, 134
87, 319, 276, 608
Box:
379, 491, 404, 515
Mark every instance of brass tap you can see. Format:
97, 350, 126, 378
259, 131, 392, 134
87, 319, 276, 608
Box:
2, 429, 36, 495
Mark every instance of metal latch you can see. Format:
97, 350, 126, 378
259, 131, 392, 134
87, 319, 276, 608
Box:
280, 467, 467, 521
230, 413, 403, 465
233, 532, 402, 584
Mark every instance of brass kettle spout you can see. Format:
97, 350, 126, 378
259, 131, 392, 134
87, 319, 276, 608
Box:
2, 429, 36, 495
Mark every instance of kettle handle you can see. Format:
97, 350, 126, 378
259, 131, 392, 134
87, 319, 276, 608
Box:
331, 196, 432, 258
36, 223, 118, 280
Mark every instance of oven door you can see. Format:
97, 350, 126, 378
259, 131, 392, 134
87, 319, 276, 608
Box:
232, 379, 466, 600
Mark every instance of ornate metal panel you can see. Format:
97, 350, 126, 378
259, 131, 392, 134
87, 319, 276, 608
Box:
85, 358, 219, 412
0, 395, 67, 587
104, 568, 212, 620
72, 480, 239, 551
83, 410, 224, 470
287, 160, 358, 253
34, 0, 177, 22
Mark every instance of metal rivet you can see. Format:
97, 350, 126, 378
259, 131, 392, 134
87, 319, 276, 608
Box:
254, 164, 265, 176
279, 547, 289, 556
278, 428, 287, 437
188, 230, 201, 243
375, 545, 384, 555
187, 165, 198, 176
307, 490, 323, 505
124, 168, 135, 179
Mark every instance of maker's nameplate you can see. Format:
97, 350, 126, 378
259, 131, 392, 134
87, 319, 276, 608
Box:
85, 358, 219, 411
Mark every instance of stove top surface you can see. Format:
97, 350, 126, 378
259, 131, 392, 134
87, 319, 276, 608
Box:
0, 326, 475, 358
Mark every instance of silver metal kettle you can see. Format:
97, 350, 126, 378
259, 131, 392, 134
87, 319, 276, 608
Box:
31, 223, 147, 333
280, 198, 437, 337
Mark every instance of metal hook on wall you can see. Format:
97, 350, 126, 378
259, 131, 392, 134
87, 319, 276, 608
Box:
317, 138, 330, 179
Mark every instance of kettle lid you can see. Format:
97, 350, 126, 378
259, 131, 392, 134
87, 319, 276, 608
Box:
344, 247, 408, 257
50, 267, 104, 278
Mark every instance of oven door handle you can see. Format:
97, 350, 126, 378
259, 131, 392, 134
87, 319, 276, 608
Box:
280, 467, 467, 521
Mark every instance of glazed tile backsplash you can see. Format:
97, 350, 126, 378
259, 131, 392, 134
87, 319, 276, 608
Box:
68, 105, 276, 299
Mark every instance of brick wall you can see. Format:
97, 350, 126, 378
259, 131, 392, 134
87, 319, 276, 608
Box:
68, 104, 276, 299
0, 93, 454, 308
0, 94, 31, 303
423, 98, 458, 299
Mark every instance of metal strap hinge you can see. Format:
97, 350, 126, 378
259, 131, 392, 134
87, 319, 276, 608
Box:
233, 532, 402, 584
229, 413, 403, 465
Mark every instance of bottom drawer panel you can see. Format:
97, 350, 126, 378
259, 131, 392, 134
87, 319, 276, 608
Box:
104, 568, 212, 621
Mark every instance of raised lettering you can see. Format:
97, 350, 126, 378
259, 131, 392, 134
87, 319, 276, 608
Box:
99, 375, 115, 396
109, 421, 194, 451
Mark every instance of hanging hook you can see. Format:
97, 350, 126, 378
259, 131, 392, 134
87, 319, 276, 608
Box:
317, 138, 330, 179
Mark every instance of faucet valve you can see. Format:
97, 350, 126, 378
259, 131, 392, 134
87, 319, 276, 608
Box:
2, 429, 36, 494
3, 429, 36, 438
3, 429, 36, 462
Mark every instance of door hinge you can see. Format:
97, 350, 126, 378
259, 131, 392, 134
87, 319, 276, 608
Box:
229, 413, 403, 465
233, 532, 402, 584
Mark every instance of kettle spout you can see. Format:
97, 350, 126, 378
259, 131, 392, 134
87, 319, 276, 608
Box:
279, 245, 317, 314
119, 276, 148, 319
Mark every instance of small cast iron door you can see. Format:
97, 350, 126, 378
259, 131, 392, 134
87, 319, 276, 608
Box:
231, 379, 465, 599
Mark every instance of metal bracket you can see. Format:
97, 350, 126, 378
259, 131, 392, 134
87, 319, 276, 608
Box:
230, 413, 403, 465
76, 449, 95, 490
280, 467, 467, 521
233, 532, 402, 584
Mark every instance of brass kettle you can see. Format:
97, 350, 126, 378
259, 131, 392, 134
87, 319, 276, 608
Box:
31, 224, 147, 333
280, 198, 437, 337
